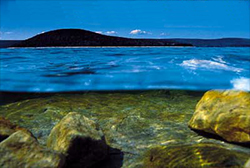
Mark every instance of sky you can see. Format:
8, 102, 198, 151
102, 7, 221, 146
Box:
0, 0, 249, 40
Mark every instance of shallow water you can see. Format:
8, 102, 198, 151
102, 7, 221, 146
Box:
0, 47, 249, 92
0, 90, 249, 167
0, 47, 250, 167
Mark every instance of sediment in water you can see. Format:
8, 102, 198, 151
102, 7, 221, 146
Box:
0, 90, 249, 168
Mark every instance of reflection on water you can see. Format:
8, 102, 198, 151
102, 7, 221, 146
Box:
0, 47, 250, 167
0, 47, 249, 92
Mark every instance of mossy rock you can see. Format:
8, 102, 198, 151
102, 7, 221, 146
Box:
0, 116, 32, 142
0, 91, 200, 148
0, 130, 65, 168
1, 91, 249, 167
189, 90, 250, 143
142, 143, 250, 168
47, 112, 108, 168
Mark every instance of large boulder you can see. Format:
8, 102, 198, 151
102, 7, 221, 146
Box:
0, 130, 65, 168
245, 159, 250, 168
189, 90, 250, 143
142, 143, 250, 168
1, 91, 249, 167
47, 112, 108, 168
0, 116, 32, 142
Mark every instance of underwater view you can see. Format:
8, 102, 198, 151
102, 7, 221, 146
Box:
0, 0, 250, 168
0, 47, 250, 168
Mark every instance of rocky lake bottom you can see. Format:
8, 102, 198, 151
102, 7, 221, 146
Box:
0, 90, 250, 168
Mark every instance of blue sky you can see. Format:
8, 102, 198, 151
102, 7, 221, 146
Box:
0, 0, 249, 40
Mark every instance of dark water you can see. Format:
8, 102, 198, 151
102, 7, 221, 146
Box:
0, 47, 249, 92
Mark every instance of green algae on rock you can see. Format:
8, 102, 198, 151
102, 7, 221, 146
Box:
142, 143, 250, 168
0, 116, 32, 142
189, 90, 250, 143
0, 90, 249, 167
0, 130, 65, 168
0, 91, 200, 147
245, 158, 250, 168
47, 112, 108, 168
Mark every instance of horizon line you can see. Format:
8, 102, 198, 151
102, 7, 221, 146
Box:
1, 28, 250, 41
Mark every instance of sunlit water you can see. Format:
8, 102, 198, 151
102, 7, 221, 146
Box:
0, 47, 249, 92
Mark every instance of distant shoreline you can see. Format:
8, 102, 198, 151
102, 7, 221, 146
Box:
7, 46, 250, 49
1, 29, 250, 48
8, 46, 195, 49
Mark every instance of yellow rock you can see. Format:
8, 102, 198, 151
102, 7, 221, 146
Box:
142, 143, 250, 168
47, 112, 108, 167
0, 130, 65, 168
245, 158, 250, 168
189, 90, 250, 143
0, 116, 32, 142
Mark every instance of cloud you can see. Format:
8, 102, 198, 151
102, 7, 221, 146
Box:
5, 32, 13, 35
0, 31, 13, 35
160, 33, 169, 36
106, 31, 117, 35
95, 31, 103, 34
231, 77, 250, 91
130, 29, 151, 35
37, 31, 45, 35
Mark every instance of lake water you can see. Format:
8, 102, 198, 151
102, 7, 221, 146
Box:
1, 47, 250, 167
0, 47, 249, 92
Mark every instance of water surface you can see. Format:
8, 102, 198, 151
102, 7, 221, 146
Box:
0, 47, 249, 92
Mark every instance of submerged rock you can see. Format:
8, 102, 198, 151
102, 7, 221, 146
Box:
189, 90, 250, 143
47, 112, 108, 168
142, 143, 250, 168
0, 130, 65, 168
1, 91, 249, 167
0, 116, 31, 142
245, 159, 250, 168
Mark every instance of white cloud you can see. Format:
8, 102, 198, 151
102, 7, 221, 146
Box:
106, 31, 117, 35
5, 32, 13, 35
160, 33, 169, 36
37, 31, 45, 35
0, 31, 13, 35
231, 77, 250, 91
130, 29, 151, 35
95, 31, 103, 34
36, 31, 45, 35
